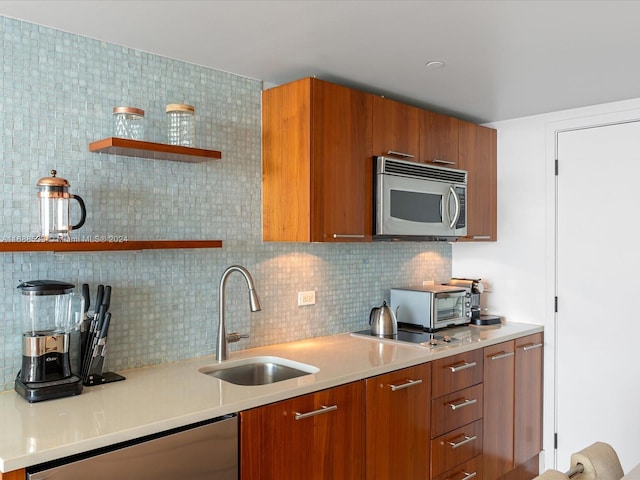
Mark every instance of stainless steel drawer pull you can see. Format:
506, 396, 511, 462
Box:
490, 351, 515, 361
470, 235, 492, 240
448, 361, 477, 372
431, 158, 456, 165
389, 378, 423, 391
522, 343, 543, 351
294, 405, 338, 420
448, 398, 477, 410
387, 150, 414, 158
332, 234, 366, 239
458, 471, 478, 480
448, 434, 478, 449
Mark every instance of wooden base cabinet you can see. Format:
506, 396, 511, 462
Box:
239, 381, 365, 480
514, 334, 544, 467
0, 470, 25, 480
365, 363, 431, 480
431, 349, 484, 480
262, 77, 373, 242
483, 341, 515, 480
483, 333, 544, 480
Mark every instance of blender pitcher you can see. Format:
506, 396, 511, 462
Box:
36, 170, 86, 241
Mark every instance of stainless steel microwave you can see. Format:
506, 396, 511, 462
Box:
390, 285, 470, 332
374, 156, 467, 240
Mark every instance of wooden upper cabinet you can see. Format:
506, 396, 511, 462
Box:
262, 77, 373, 242
372, 96, 420, 159
420, 110, 460, 167
262, 77, 498, 243
458, 120, 497, 241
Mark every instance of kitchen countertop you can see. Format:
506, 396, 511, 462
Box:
0, 321, 542, 473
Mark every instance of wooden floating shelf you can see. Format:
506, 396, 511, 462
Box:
0, 240, 222, 253
89, 137, 222, 163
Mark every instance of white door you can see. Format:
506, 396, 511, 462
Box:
556, 121, 640, 471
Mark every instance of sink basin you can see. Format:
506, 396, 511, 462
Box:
199, 356, 319, 386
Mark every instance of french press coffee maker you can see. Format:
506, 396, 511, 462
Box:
36, 170, 86, 241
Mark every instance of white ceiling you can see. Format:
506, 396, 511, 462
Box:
1, 0, 640, 123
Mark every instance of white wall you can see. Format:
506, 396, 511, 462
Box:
453, 97, 640, 469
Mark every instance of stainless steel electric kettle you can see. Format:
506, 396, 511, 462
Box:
369, 301, 398, 337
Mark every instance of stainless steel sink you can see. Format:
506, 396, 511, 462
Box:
199, 356, 319, 386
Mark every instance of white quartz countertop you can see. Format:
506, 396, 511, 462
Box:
0, 321, 542, 473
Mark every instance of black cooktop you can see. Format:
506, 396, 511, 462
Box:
353, 326, 461, 348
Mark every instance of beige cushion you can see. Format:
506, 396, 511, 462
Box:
535, 469, 571, 480
571, 442, 624, 480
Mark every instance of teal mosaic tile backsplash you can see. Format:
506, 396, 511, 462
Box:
0, 16, 452, 391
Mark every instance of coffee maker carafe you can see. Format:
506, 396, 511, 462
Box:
15, 280, 84, 402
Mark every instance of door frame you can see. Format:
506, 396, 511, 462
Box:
545, 108, 640, 468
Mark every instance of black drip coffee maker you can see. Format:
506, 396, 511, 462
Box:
15, 280, 84, 402
448, 277, 501, 326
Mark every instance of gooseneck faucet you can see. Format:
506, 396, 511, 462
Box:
216, 265, 262, 361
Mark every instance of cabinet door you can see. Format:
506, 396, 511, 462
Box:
262, 77, 373, 243
366, 363, 431, 480
420, 110, 460, 167
311, 79, 374, 241
458, 121, 497, 241
514, 333, 543, 466
373, 96, 420, 159
0, 470, 25, 480
240, 381, 365, 480
262, 77, 313, 242
483, 341, 515, 480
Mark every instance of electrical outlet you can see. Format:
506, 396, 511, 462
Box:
423, 280, 435, 287
297, 290, 316, 306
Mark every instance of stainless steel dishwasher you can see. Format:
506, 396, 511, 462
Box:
27, 414, 238, 480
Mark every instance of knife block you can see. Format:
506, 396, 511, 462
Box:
84, 371, 126, 386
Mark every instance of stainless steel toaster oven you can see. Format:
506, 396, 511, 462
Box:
390, 285, 470, 332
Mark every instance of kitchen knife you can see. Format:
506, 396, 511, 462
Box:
101, 285, 111, 311
81, 300, 101, 363
80, 283, 91, 359
82, 305, 106, 381
81, 313, 96, 363
94, 284, 104, 316
89, 312, 111, 375
82, 283, 90, 314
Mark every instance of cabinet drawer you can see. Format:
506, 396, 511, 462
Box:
432, 455, 483, 480
432, 349, 484, 398
431, 420, 483, 477
431, 384, 483, 438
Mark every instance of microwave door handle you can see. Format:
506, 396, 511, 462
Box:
448, 186, 461, 229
